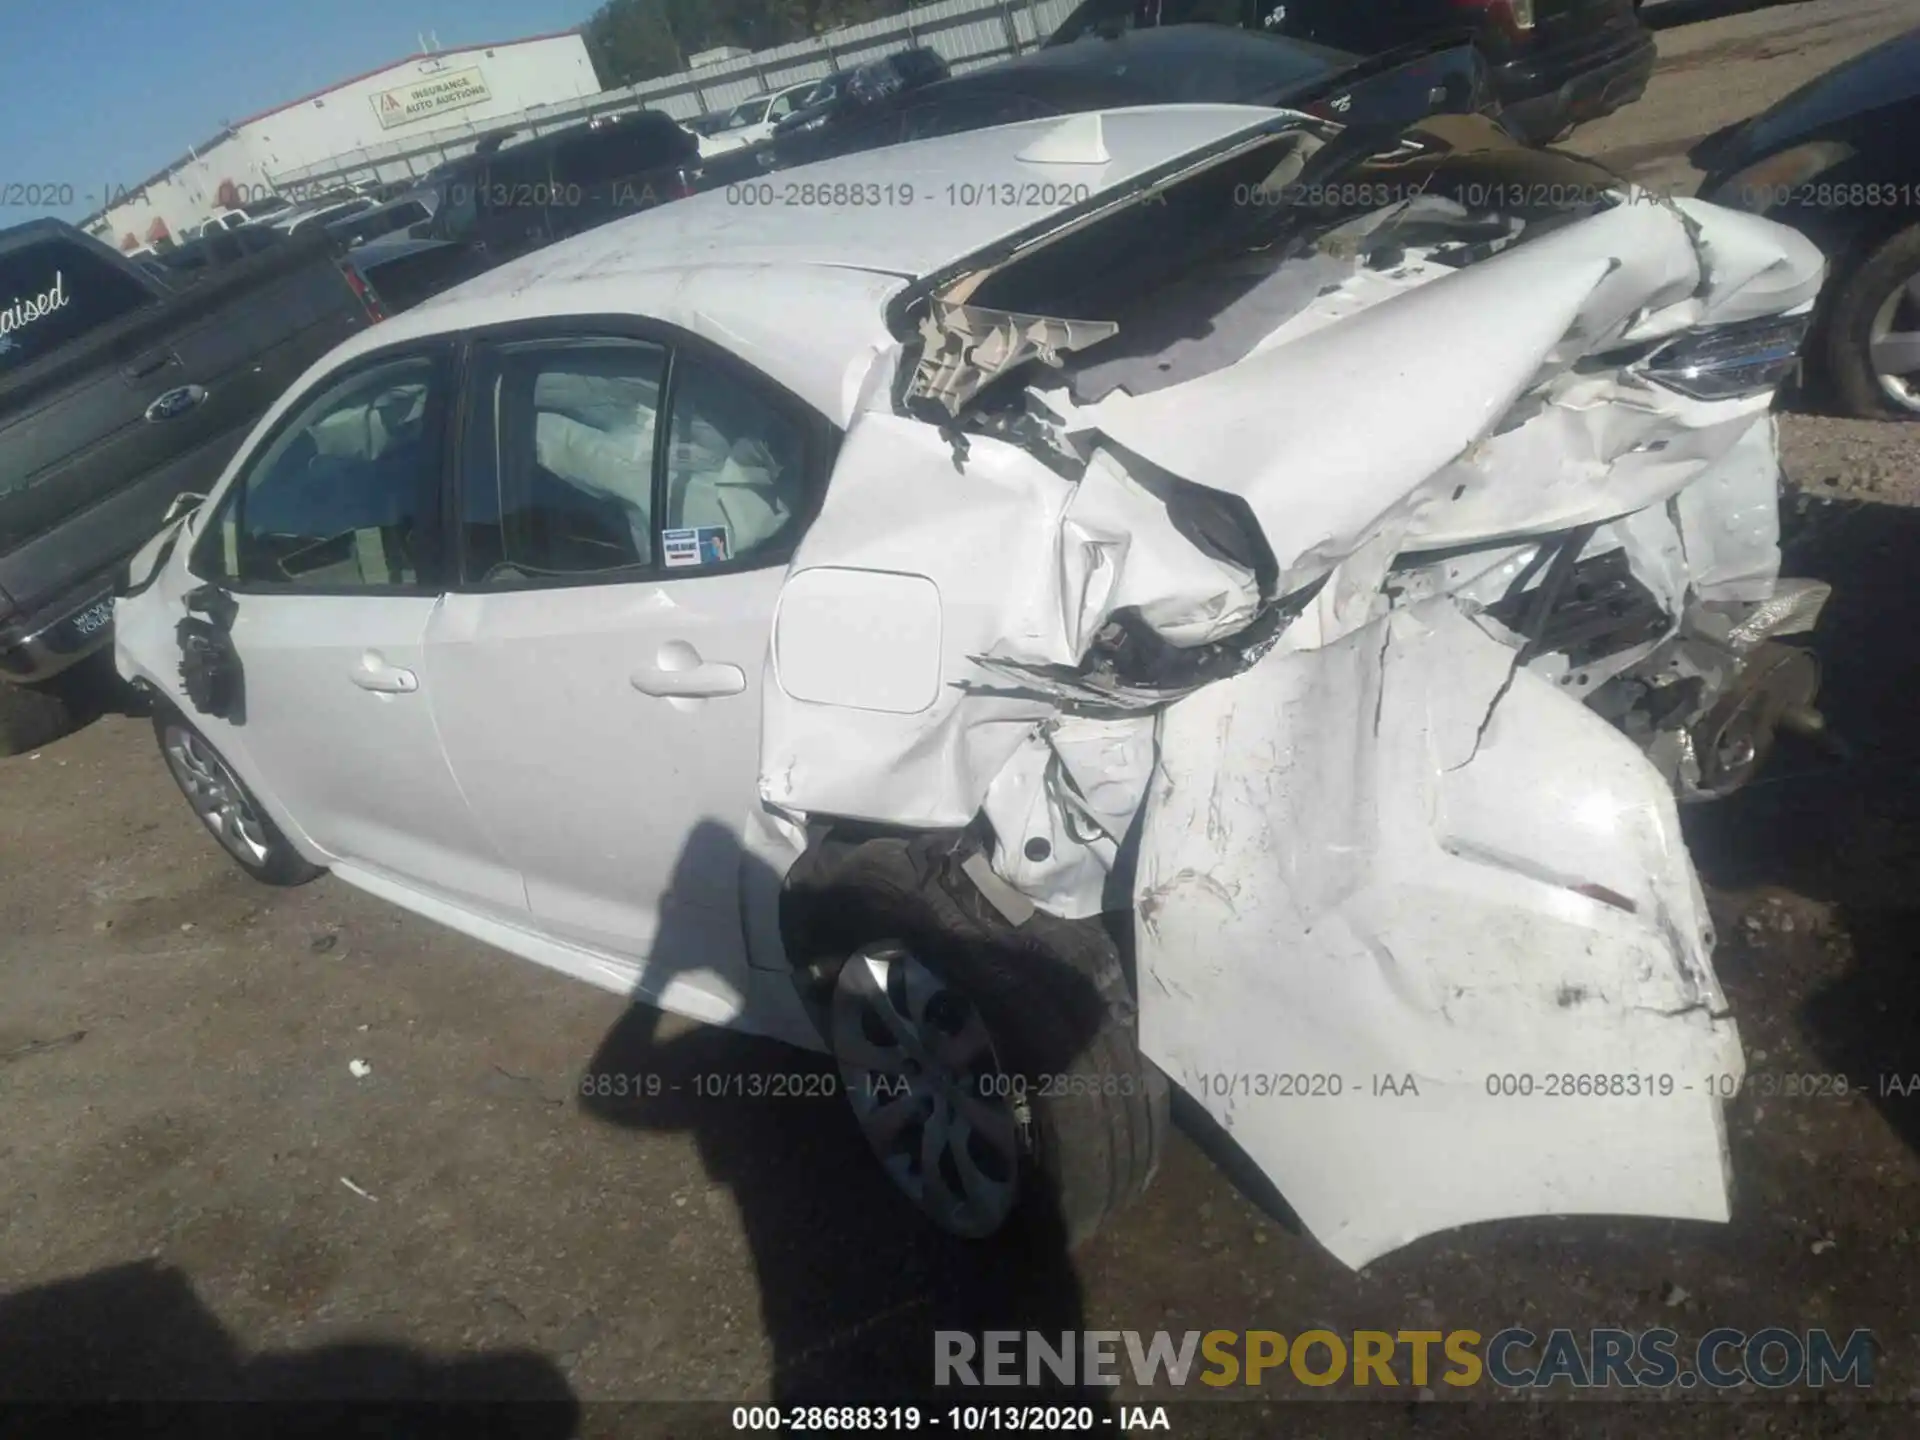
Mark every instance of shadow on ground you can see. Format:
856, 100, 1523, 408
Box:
0, 1259, 577, 1435
580, 825, 1115, 1410
1684, 488, 1920, 1158
1641, 0, 1809, 33
0, 650, 150, 757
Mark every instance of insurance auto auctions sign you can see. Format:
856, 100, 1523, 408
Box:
370, 67, 491, 129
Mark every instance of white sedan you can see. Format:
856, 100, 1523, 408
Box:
694, 81, 821, 156
118, 106, 1828, 1267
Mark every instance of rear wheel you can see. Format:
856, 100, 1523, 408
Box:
153, 708, 324, 886
786, 836, 1166, 1249
1825, 222, 1920, 419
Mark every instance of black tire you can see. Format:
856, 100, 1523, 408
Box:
1824, 221, 1920, 420
0, 679, 76, 757
782, 834, 1166, 1249
151, 706, 325, 887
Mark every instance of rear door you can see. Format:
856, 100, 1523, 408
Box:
423, 324, 832, 1011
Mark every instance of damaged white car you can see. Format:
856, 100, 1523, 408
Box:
116, 107, 1829, 1269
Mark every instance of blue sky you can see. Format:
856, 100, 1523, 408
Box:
0, 0, 588, 223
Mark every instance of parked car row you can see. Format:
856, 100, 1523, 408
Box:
1044, 0, 1654, 144
341, 109, 700, 313
759, 28, 1498, 172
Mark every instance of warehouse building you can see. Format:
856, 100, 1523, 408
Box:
85, 31, 601, 252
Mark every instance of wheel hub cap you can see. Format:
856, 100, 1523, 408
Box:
831, 942, 1020, 1238
1869, 271, 1920, 414
162, 726, 273, 867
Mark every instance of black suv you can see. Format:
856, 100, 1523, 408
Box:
765, 47, 954, 148
346, 111, 700, 312
1047, 0, 1653, 144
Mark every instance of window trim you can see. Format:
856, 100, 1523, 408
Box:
447, 315, 839, 596
185, 339, 460, 598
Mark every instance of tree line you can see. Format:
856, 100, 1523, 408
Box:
582, 0, 951, 88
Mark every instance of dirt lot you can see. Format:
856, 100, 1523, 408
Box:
4, 2, 1920, 1434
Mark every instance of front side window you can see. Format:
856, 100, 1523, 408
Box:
199, 353, 446, 589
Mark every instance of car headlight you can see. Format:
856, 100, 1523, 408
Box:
1703, 140, 1856, 215
1636, 313, 1812, 401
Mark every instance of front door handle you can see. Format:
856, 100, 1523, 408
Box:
123, 348, 180, 382
351, 654, 418, 693
631, 640, 745, 699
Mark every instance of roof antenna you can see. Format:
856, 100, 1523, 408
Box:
1016, 112, 1111, 166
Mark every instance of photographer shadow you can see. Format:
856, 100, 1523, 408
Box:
1683, 489, 1920, 1160
579, 821, 1114, 1410
0, 1258, 577, 1437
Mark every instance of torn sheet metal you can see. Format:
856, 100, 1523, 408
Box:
1060, 197, 1821, 585
1134, 601, 1742, 1269
763, 417, 1265, 826
981, 715, 1157, 920
756, 133, 1826, 1268
909, 303, 1119, 420
764, 186, 1825, 834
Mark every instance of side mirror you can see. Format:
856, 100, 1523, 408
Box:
162, 492, 206, 527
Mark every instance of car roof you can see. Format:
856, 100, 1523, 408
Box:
881, 25, 1356, 115
966, 23, 1353, 90
322, 104, 1283, 423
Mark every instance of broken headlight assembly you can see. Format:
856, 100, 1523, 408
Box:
1634, 312, 1812, 402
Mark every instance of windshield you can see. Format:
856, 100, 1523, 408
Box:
726, 97, 773, 129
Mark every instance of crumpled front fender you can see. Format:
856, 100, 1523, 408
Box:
1135, 599, 1743, 1269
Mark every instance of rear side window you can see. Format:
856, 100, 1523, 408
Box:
462, 338, 668, 583
0, 240, 154, 372
457, 337, 820, 588
661, 356, 812, 570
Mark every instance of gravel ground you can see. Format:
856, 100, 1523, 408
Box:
1782, 414, 1920, 504
4, 4, 1920, 1436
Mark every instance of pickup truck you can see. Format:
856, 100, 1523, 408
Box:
0, 218, 385, 752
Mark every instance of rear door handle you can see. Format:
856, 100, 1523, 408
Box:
351, 654, 418, 693
631, 640, 745, 699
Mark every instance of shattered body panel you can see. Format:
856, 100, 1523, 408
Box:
1137, 602, 1741, 1269
759, 115, 1827, 1265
